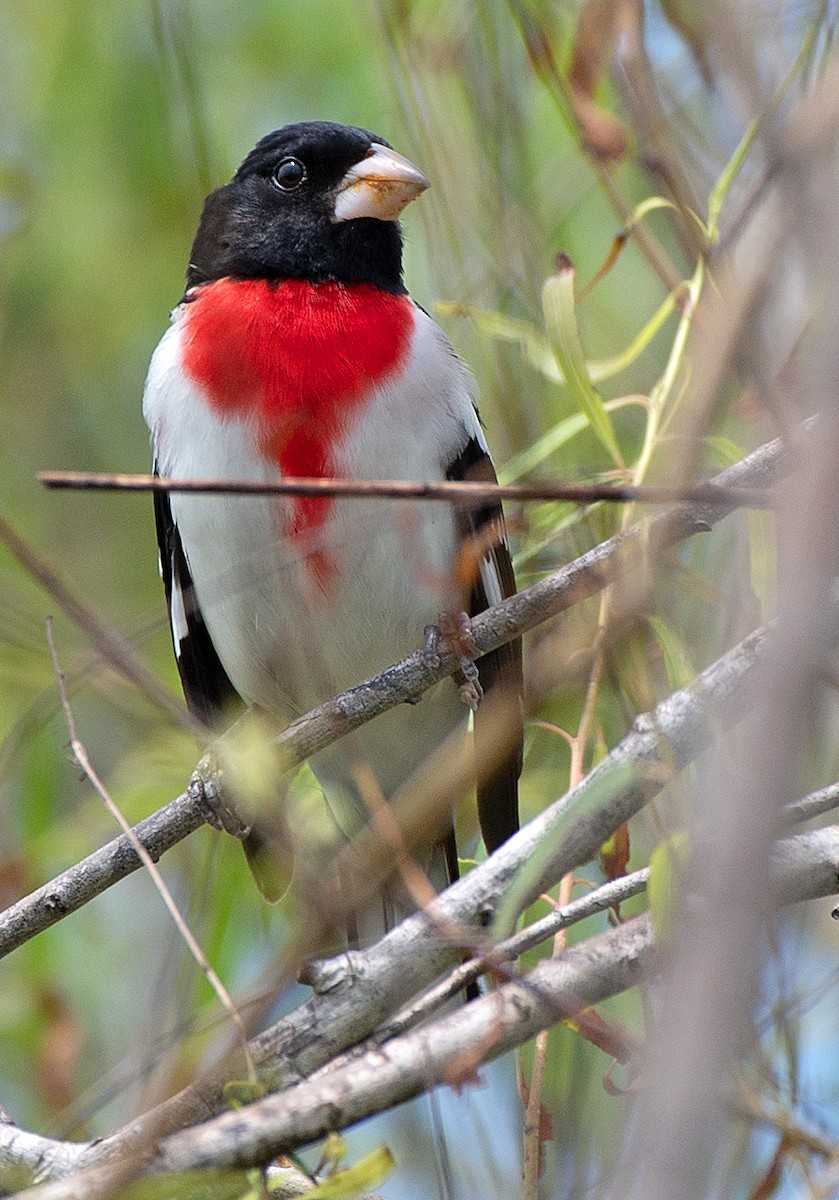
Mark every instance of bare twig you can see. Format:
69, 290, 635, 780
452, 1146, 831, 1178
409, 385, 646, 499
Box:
370, 868, 650, 1038
0, 788, 206, 959
0, 511, 188, 728
38, 467, 775, 508
0, 614, 775, 1193
140, 825, 839, 1174
89, 622, 781, 1144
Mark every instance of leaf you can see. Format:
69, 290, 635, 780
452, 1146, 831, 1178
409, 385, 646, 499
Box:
518, 1075, 554, 1144
567, 1, 628, 161
648, 833, 689, 939
319, 1132, 349, 1171
590, 288, 678, 381
435, 302, 563, 382
702, 436, 745, 469
648, 616, 695, 693
492, 759, 639, 939
115, 1170, 251, 1199
564, 1006, 638, 1062
542, 259, 625, 468
706, 22, 817, 239
307, 1147, 395, 1198
747, 508, 776, 624
599, 822, 629, 885
499, 411, 589, 482
439, 293, 673, 398
223, 1079, 268, 1108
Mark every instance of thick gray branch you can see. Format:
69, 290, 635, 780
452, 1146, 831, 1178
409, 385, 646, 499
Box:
4, 824, 836, 1195
3, 619, 773, 1193
0, 427, 795, 960
156, 822, 839, 1173
158, 917, 654, 1174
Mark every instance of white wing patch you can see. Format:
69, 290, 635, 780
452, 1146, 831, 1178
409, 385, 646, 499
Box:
479, 552, 505, 608
169, 567, 189, 657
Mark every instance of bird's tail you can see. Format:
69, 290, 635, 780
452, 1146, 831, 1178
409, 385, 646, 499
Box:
343, 830, 456, 949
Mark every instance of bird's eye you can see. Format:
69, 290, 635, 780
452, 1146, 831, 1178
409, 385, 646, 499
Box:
272, 157, 307, 191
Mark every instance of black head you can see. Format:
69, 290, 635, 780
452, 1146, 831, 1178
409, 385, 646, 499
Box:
185, 122, 428, 294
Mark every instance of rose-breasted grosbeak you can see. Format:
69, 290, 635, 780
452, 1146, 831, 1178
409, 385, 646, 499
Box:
143, 121, 522, 940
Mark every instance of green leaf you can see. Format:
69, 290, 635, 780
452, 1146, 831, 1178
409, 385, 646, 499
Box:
306, 1147, 395, 1198
223, 1079, 269, 1108
648, 833, 689, 940
499, 411, 589, 482
115, 1169, 251, 1199
702, 436, 746, 469
707, 23, 816, 238
747, 507, 776, 623
320, 1132, 349, 1170
541, 260, 624, 468
435, 302, 563, 382
588, 288, 678, 382
492, 759, 639, 940
647, 616, 695, 693
440, 294, 674, 394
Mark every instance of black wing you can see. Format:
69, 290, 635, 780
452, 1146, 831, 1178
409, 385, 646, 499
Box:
153, 470, 241, 729
154, 475, 289, 896
446, 436, 523, 853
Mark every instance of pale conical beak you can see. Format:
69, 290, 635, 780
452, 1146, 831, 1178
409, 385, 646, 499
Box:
332, 143, 429, 223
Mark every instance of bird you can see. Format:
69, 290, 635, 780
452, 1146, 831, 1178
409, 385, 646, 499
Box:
143, 121, 523, 943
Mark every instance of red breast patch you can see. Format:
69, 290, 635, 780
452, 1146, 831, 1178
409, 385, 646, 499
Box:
181, 278, 413, 584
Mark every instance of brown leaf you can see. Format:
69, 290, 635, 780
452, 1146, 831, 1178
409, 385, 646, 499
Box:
569, 0, 620, 97
0, 857, 28, 909
565, 1006, 638, 1063
442, 1016, 504, 1092
568, 0, 629, 161
34, 987, 84, 1112
600, 822, 630, 889
441, 1042, 484, 1092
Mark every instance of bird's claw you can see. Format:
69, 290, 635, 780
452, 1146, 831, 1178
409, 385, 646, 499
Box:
189, 756, 251, 840
458, 660, 483, 713
424, 611, 483, 712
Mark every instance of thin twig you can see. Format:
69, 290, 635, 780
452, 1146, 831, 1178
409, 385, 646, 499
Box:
352, 869, 651, 1045
0, 511, 189, 728
45, 617, 256, 1085
38, 468, 776, 509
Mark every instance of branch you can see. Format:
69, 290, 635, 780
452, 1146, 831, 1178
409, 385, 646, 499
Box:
153, 823, 839, 1173
0, 426, 796, 960
249, 623, 773, 1098
0, 790, 206, 959
39, 468, 775, 509
19, 619, 774, 1170
4, 824, 837, 1195
0, 511, 187, 728
160, 917, 654, 1174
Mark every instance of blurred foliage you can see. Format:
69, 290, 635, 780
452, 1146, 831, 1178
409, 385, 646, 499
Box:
1, 3, 838, 1199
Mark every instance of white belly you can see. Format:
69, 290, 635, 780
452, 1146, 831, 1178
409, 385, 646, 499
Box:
144, 302, 482, 805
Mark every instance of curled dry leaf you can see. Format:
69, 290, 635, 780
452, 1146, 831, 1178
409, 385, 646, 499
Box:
442, 1014, 505, 1093
568, 0, 629, 161
565, 1005, 638, 1062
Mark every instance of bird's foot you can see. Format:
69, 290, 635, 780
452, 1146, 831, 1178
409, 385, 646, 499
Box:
424, 611, 484, 713
189, 753, 252, 840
